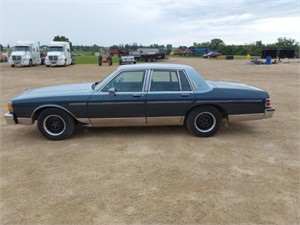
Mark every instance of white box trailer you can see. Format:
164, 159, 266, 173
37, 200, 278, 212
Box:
45, 41, 72, 67
9, 41, 41, 67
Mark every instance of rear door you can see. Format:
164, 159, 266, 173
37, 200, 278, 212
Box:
146, 70, 195, 125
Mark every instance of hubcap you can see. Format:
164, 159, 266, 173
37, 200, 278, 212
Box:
43, 115, 66, 136
194, 112, 216, 133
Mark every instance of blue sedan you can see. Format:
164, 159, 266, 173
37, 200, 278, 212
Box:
4, 64, 275, 140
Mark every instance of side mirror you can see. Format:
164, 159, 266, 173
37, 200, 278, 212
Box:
108, 87, 116, 96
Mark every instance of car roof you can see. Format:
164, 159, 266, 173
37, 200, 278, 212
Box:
118, 63, 193, 70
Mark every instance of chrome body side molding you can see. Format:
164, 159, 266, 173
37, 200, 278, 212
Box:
89, 116, 184, 127
90, 117, 146, 127
147, 116, 184, 125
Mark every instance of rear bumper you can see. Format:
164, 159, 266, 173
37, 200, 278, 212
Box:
265, 107, 275, 118
228, 107, 275, 122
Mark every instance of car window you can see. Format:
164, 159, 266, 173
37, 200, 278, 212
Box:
102, 71, 145, 92
150, 71, 180, 92
179, 71, 192, 91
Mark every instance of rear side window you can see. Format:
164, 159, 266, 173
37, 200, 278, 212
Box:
150, 71, 180, 91
179, 71, 192, 91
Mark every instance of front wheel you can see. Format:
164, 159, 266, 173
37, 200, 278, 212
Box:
187, 106, 221, 137
37, 108, 75, 140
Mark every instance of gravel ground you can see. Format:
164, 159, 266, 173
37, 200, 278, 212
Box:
0, 58, 299, 225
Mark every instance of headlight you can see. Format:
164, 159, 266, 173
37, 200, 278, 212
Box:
7, 102, 13, 112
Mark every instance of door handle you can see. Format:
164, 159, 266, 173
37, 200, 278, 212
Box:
133, 94, 142, 97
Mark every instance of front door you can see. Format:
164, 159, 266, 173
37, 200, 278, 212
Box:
88, 70, 147, 127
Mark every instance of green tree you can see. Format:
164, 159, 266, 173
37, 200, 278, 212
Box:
166, 44, 172, 55
53, 35, 73, 50
275, 37, 298, 47
210, 38, 225, 52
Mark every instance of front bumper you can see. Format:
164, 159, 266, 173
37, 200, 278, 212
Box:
4, 112, 32, 125
9, 60, 30, 66
4, 112, 16, 125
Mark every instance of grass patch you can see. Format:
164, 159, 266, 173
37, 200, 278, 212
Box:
74, 53, 119, 64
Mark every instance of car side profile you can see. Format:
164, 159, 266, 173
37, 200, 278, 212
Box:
4, 64, 275, 140
203, 52, 221, 58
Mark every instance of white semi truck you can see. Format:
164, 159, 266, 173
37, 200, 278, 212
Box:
45, 41, 72, 67
9, 41, 41, 67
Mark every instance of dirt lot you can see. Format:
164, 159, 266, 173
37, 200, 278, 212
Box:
0, 58, 299, 225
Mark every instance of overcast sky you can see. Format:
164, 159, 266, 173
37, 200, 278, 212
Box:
1, 0, 299, 47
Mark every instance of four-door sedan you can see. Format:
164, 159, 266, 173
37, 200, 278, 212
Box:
4, 64, 275, 140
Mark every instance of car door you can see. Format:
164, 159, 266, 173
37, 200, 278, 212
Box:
146, 70, 195, 125
88, 70, 147, 126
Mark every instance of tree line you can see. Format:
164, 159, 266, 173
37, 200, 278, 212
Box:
191, 37, 299, 56
1, 36, 298, 57
72, 37, 298, 56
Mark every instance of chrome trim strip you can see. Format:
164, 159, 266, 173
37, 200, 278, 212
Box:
77, 118, 91, 124
89, 102, 145, 106
196, 100, 263, 103
147, 101, 193, 104
148, 91, 194, 94
90, 117, 146, 127
147, 116, 184, 125
17, 117, 33, 125
228, 113, 265, 122
69, 103, 87, 106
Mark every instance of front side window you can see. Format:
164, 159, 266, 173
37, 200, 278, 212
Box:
102, 71, 145, 92
150, 70, 180, 92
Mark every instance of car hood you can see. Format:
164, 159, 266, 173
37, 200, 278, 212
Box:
12, 83, 94, 100
207, 80, 263, 91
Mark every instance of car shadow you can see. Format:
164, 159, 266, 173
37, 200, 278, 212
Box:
72, 126, 189, 139
72, 123, 256, 139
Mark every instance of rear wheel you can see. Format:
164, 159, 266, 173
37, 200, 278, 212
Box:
37, 108, 75, 140
187, 106, 221, 137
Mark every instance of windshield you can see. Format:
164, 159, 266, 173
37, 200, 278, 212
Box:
14, 46, 30, 52
48, 46, 64, 52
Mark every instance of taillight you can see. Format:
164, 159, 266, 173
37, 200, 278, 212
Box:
265, 98, 271, 107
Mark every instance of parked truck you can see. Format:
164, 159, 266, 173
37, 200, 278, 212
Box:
132, 48, 165, 62
45, 41, 72, 67
9, 41, 41, 67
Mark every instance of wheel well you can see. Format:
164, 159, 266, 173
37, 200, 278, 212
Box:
184, 104, 227, 124
32, 106, 78, 124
